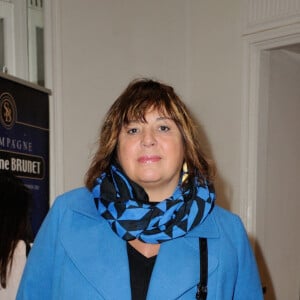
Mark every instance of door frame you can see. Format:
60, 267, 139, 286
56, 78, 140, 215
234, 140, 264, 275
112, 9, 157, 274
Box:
240, 23, 300, 242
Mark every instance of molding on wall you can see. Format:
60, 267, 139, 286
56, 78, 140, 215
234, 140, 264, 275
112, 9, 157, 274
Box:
44, 0, 64, 203
12, 0, 28, 79
243, 0, 300, 35
0, 0, 15, 74
240, 23, 300, 239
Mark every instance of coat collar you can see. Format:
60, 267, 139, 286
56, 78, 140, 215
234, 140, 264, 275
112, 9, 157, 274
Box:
60, 189, 219, 299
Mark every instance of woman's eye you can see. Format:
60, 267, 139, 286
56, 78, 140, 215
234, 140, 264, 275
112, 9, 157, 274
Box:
159, 125, 170, 132
127, 128, 139, 134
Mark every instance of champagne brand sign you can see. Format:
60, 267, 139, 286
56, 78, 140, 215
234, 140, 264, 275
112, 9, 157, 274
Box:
0, 75, 50, 239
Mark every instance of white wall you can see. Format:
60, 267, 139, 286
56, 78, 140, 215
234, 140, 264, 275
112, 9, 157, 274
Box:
187, 1, 242, 212
53, 0, 243, 213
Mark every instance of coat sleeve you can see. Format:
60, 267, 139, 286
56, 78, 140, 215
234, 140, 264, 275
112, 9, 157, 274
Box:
232, 215, 264, 300
16, 194, 67, 300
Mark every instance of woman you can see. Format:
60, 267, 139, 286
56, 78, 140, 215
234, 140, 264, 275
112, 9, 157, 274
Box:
0, 171, 32, 300
17, 79, 263, 299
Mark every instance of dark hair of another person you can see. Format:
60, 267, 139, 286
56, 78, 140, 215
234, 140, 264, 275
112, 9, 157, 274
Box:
85, 78, 215, 190
0, 171, 32, 289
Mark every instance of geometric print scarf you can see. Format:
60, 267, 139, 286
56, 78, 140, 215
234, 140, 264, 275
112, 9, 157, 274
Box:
92, 164, 215, 244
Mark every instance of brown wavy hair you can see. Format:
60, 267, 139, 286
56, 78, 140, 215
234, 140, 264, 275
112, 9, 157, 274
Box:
85, 78, 215, 190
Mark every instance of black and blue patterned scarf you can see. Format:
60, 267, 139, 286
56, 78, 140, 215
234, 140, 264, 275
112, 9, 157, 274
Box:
92, 164, 215, 244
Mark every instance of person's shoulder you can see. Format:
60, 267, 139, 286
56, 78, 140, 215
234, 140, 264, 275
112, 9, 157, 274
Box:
211, 205, 247, 236
212, 205, 240, 220
55, 187, 92, 202
13, 240, 26, 256
51, 187, 94, 213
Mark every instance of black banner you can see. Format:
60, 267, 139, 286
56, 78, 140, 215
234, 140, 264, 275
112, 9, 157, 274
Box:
0, 73, 50, 239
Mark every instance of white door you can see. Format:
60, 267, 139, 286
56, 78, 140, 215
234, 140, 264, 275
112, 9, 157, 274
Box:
256, 46, 300, 300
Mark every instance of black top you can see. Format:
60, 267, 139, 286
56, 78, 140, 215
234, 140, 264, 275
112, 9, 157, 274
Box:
127, 243, 157, 300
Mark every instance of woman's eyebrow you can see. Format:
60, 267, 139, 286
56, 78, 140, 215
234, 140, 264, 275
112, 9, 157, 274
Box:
156, 116, 172, 121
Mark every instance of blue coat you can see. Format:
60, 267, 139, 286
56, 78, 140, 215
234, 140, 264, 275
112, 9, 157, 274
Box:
17, 188, 263, 300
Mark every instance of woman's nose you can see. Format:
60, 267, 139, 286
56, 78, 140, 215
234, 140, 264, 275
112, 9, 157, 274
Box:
141, 130, 156, 147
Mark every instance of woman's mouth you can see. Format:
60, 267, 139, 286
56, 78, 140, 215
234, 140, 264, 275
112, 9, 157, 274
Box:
138, 155, 161, 164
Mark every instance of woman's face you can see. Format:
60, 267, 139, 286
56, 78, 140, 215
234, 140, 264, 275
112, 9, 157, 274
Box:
117, 108, 184, 201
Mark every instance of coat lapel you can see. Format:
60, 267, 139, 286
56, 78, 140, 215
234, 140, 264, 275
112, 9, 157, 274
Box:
147, 213, 219, 300
60, 202, 132, 299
